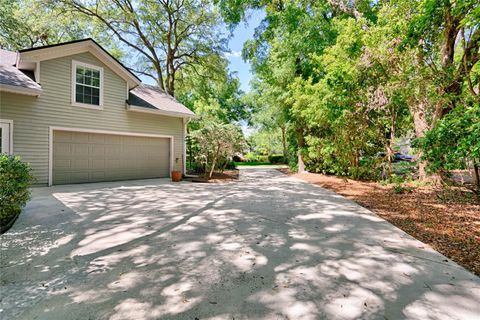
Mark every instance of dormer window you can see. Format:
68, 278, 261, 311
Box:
72, 60, 103, 108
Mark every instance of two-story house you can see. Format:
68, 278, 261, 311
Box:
0, 39, 195, 186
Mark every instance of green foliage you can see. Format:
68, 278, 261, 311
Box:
230, 0, 479, 183
268, 154, 286, 164
244, 152, 268, 163
0, 155, 34, 232
0, 0, 86, 50
235, 161, 272, 166
415, 105, 480, 173
176, 62, 248, 123
247, 129, 284, 156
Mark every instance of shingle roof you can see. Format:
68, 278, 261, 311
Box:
128, 84, 195, 117
0, 49, 42, 94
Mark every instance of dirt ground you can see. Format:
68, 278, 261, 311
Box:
280, 169, 480, 276
185, 169, 240, 183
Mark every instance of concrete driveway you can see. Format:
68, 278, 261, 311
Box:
1, 168, 479, 320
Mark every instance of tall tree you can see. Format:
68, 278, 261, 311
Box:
59, 0, 227, 96
175, 55, 248, 123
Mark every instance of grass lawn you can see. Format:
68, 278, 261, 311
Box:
281, 169, 480, 276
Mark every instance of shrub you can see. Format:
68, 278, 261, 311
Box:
190, 120, 245, 179
259, 155, 269, 163
268, 154, 286, 164
225, 161, 237, 170
232, 155, 242, 162
0, 154, 34, 233
187, 161, 205, 173
244, 152, 260, 162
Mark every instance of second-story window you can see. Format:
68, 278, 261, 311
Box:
72, 61, 103, 107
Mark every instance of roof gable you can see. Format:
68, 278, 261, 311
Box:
17, 39, 140, 89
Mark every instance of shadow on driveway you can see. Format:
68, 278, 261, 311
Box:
1, 168, 479, 319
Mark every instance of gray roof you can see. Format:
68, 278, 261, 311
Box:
128, 84, 195, 117
0, 49, 42, 94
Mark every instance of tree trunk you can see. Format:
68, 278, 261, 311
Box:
208, 145, 221, 179
385, 142, 394, 177
385, 109, 396, 177
295, 126, 306, 173
412, 104, 429, 180
473, 160, 480, 194
167, 70, 175, 96
281, 125, 287, 159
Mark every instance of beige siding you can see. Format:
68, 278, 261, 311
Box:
0, 52, 184, 185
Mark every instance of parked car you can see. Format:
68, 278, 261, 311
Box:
376, 152, 415, 162
393, 153, 414, 162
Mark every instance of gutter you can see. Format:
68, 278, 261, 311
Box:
126, 103, 198, 119
0, 84, 42, 96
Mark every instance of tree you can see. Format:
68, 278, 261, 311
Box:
176, 57, 248, 123
401, 0, 480, 179
59, 0, 227, 96
225, 0, 479, 184
0, 0, 88, 50
416, 104, 480, 193
190, 119, 245, 179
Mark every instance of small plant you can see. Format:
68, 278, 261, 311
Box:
393, 184, 410, 194
0, 154, 34, 233
389, 173, 413, 194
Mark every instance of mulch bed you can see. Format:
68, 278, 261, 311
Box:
278, 168, 480, 276
185, 169, 239, 183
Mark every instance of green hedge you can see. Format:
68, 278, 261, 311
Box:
0, 155, 34, 233
268, 154, 286, 164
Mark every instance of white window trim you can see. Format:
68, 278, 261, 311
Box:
48, 126, 174, 186
0, 119, 14, 155
71, 60, 104, 109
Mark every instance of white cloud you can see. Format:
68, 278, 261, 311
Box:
225, 50, 241, 58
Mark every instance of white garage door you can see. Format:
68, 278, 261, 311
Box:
53, 130, 170, 185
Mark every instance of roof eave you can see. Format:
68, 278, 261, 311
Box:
126, 103, 197, 119
0, 84, 42, 96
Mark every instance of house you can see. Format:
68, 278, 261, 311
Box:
0, 39, 195, 186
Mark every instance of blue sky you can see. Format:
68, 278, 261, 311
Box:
225, 10, 265, 92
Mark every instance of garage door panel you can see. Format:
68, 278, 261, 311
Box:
73, 144, 89, 156
105, 145, 122, 157
53, 173, 69, 185
54, 143, 72, 156
91, 145, 106, 157
54, 131, 74, 142
54, 159, 71, 169
91, 159, 105, 169
88, 133, 104, 144
72, 133, 89, 143
53, 130, 170, 185
91, 171, 106, 180
105, 159, 121, 169
70, 172, 90, 183
73, 159, 89, 170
